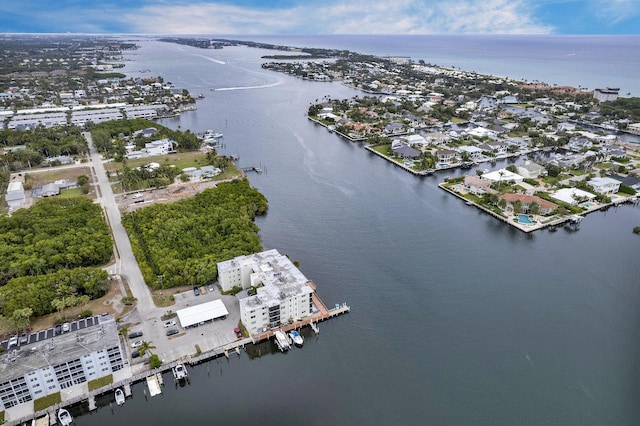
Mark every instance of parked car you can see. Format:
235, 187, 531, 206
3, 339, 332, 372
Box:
208, 284, 214, 292
128, 331, 143, 339
166, 329, 179, 336
62, 322, 70, 332
20, 333, 28, 345
131, 350, 140, 358
8, 335, 18, 348
193, 286, 200, 296
54, 324, 62, 335
163, 320, 176, 328
131, 340, 143, 349
234, 327, 243, 338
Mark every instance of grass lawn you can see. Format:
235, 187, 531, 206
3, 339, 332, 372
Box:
59, 187, 86, 198
33, 392, 61, 411
88, 374, 113, 392
105, 151, 209, 174
26, 166, 92, 188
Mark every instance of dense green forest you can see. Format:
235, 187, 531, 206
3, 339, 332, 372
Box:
90, 118, 202, 159
0, 197, 113, 286
123, 179, 268, 289
0, 267, 109, 317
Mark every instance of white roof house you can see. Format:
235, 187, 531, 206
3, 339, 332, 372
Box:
401, 134, 428, 147
551, 188, 596, 205
481, 169, 524, 184
176, 299, 229, 328
5, 181, 25, 208
588, 177, 621, 194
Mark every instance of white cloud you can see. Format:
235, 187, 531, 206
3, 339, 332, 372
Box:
123, 0, 553, 35
592, 0, 639, 25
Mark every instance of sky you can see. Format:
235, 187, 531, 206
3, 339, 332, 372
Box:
1, 0, 638, 35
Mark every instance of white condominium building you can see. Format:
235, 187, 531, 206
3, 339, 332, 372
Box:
218, 249, 314, 335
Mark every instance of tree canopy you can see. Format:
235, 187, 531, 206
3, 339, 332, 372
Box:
0, 197, 113, 285
0, 267, 109, 317
123, 179, 268, 289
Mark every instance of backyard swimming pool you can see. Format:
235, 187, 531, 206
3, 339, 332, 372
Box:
518, 214, 533, 224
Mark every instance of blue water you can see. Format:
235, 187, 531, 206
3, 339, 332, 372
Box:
70, 38, 640, 426
229, 35, 640, 96
518, 214, 533, 224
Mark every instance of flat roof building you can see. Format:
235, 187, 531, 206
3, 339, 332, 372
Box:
0, 316, 124, 410
176, 300, 229, 328
219, 249, 315, 335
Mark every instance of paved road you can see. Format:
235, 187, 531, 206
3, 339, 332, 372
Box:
84, 132, 155, 315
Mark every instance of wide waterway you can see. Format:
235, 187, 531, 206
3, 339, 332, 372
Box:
76, 39, 640, 425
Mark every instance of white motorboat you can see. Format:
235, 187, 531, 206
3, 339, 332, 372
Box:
115, 387, 125, 406
288, 330, 304, 347
57, 408, 72, 426
173, 363, 188, 381
274, 330, 291, 352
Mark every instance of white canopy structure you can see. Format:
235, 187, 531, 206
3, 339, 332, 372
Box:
176, 299, 229, 328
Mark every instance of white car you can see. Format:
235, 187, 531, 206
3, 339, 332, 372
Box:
131, 340, 143, 349
163, 320, 176, 328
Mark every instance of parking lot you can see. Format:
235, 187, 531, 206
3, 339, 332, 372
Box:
124, 285, 243, 368
1, 314, 108, 351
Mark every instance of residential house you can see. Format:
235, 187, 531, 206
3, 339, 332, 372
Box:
401, 134, 428, 147
391, 140, 421, 159
384, 122, 404, 134
516, 161, 546, 179
588, 177, 621, 194
499, 194, 558, 215
436, 149, 458, 165
457, 145, 484, 161
551, 188, 596, 205
464, 175, 493, 195
609, 174, 639, 191
481, 168, 524, 184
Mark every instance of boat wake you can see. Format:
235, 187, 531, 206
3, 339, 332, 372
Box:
214, 81, 282, 91
193, 54, 226, 65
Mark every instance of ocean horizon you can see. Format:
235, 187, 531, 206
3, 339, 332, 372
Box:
217, 34, 640, 97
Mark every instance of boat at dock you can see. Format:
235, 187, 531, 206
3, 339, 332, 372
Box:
288, 330, 304, 347
203, 129, 223, 141
115, 387, 125, 406
274, 330, 291, 351
57, 408, 72, 426
173, 363, 188, 381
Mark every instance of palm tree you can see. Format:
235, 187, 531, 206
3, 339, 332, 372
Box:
138, 341, 156, 358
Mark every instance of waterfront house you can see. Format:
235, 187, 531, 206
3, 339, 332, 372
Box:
401, 134, 428, 147
587, 177, 621, 194
551, 188, 596, 205
481, 169, 524, 184
391, 141, 421, 159
464, 175, 493, 195
384, 122, 404, 134
436, 149, 458, 165
457, 145, 484, 161
499, 194, 558, 215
